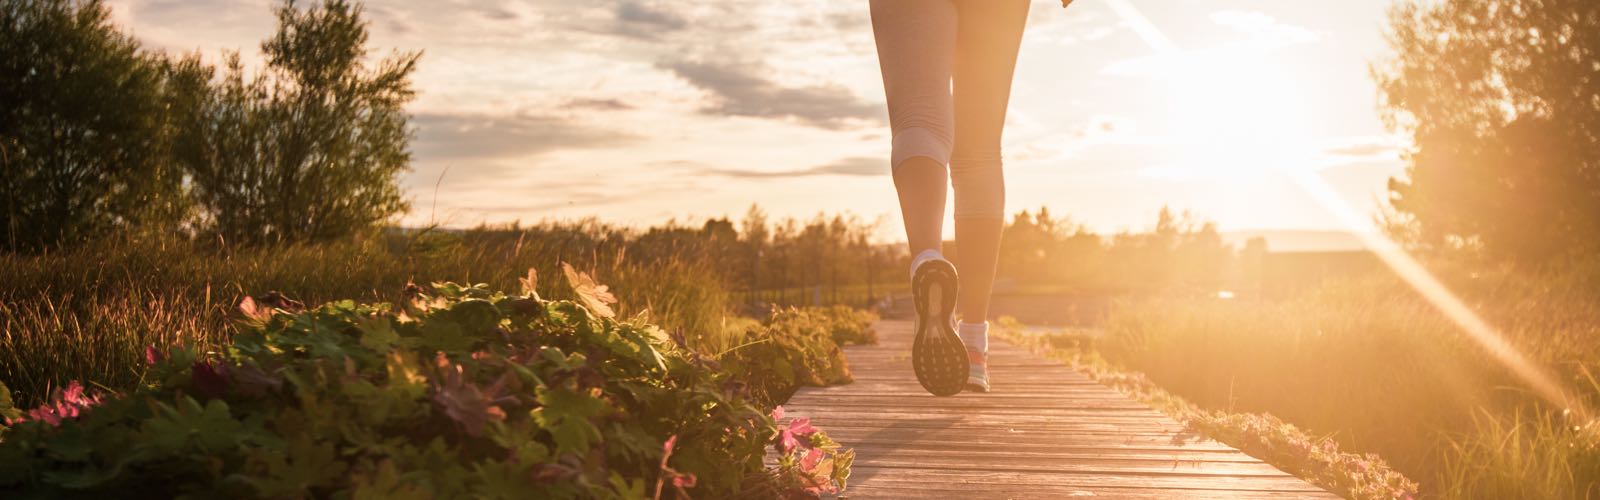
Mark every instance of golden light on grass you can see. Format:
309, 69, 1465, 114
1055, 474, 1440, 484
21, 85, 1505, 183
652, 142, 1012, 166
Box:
1286, 168, 1590, 419
1099, 0, 1591, 420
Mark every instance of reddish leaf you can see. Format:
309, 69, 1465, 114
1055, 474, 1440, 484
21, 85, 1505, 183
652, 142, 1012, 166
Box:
190, 360, 230, 399
430, 357, 506, 436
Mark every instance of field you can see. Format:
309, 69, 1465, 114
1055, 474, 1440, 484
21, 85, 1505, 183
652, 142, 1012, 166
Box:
0, 225, 735, 406
1051, 258, 1600, 497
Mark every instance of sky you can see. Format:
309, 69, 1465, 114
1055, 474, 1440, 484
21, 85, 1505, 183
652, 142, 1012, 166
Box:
106, 0, 1409, 242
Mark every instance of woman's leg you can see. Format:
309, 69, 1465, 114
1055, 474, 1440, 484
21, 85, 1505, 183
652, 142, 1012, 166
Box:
951, 0, 1029, 322
869, 0, 957, 258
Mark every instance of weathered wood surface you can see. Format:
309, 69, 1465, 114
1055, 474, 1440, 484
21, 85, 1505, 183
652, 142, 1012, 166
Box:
780, 319, 1336, 499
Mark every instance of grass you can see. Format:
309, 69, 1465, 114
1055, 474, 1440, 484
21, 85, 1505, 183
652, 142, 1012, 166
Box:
1080, 260, 1600, 497
742, 283, 909, 310
0, 280, 863, 497
994, 319, 1419, 499
0, 222, 736, 406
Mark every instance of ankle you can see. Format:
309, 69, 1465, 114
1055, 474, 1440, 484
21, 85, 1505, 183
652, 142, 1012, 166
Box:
908, 249, 944, 280
957, 320, 988, 353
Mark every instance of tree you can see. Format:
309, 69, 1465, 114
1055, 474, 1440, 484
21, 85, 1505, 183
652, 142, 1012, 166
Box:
1374, 0, 1600, 260
740, 204, 769, 295
0, 0, 195, 251
176, 0, 418, 245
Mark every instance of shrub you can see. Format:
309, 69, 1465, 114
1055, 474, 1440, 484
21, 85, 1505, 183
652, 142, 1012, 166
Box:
0, 0, 196, 251
717, 306, 873, 409
813, 305, 878, 346
0, 277, 852, 498
175, 0, 416, 245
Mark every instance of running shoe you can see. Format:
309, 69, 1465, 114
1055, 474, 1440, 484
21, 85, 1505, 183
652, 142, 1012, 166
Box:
910, 257, 967, 396
965, 347, 990, 393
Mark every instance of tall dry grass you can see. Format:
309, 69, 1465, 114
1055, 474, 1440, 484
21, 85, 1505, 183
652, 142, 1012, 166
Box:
0, 222, 733, 406
1100, 260, 1600, 497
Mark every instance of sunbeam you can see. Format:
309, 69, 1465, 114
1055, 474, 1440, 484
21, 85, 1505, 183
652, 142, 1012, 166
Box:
1096, 0, 1590, 419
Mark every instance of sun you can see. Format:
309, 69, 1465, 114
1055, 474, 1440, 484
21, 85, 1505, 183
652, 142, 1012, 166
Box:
1161, 48, 1320, 180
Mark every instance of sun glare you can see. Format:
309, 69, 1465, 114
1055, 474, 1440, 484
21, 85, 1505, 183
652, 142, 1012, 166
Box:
1162, 49, 1319, 180
1106, 0, 1592, 419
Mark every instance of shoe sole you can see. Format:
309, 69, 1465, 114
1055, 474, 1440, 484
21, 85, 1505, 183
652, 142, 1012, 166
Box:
911, 259, 967, 396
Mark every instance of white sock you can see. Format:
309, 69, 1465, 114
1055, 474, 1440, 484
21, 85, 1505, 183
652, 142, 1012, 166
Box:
958, 321, 988, 354
908, 249, 944, 280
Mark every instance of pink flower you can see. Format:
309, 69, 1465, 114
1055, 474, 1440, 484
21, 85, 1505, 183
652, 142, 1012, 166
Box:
655, 434, 698, 499
8, 381, 104, 427
776, 417, 820, 455
145, 345, 168, 365
800, 447, 824, 471
800, 448, 837, 495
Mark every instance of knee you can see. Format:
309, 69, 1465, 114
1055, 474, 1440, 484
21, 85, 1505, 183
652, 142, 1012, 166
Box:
890, 126, 953, 168
950, 155, 1004, 219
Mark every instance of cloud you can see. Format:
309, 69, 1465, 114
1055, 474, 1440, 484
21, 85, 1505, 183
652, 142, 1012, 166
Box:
616, 1, 686, 30
581, 1, 689, 40
561, 98, 635, 111
1210, 10, 1319, 47
701, 157, 884, 178
1325, 140, 1401, 158
657, 60, 883, 129
1319, 137, 1405, 169
412, 111, 637, 161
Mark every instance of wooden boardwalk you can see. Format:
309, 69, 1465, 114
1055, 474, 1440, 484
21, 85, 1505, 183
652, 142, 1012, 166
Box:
781, 320, 1336, 499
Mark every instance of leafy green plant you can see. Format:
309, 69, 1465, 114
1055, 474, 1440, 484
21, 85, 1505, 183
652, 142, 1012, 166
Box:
0, 273, 851, 498
813, 305, 878, 346
718, 306, 872, 409
0, 224, 733, 408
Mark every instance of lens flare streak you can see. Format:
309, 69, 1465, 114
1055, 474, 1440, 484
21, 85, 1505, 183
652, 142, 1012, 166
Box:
1095, 0, 1589, 418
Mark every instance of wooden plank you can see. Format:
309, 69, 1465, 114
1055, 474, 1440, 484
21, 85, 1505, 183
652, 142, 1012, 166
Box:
841, 467, 1334, 493
775, 319, 1333, 498
838, 484, 1334, 499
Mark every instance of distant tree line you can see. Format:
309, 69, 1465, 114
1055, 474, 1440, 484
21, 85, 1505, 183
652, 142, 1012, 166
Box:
999, 206, 1242, 294
461, 204, 1249, 309
0, 0, 414, 252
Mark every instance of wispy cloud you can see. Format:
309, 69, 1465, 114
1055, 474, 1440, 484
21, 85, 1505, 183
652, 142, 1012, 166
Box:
658, 60, 883, 129
613, 1, 687, 37
561, 98, 635, 111
1324, 138, 1402, 158
412, 111, 637, 161
1210, 10, 1320, 47
701, 157, 883, 179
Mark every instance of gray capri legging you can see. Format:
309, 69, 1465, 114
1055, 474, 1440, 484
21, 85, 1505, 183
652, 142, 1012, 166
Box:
869, 0, 1029, 220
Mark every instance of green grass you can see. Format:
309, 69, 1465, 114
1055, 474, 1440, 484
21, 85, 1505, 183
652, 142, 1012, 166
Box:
0, 223, 734, 406
1086, 262, 1600, 497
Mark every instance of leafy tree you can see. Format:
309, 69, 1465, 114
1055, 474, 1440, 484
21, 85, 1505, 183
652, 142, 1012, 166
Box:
176, 0, 418, 245
1375, 0, 1600, 260
0, 0, 195, 252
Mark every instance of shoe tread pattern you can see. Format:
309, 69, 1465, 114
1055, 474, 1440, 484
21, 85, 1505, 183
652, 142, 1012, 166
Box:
911, 259, 967, 396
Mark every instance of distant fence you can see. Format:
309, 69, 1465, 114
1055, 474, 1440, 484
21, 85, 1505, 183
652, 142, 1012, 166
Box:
743, 283, 910, 310
1255, 250, 1383, 297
